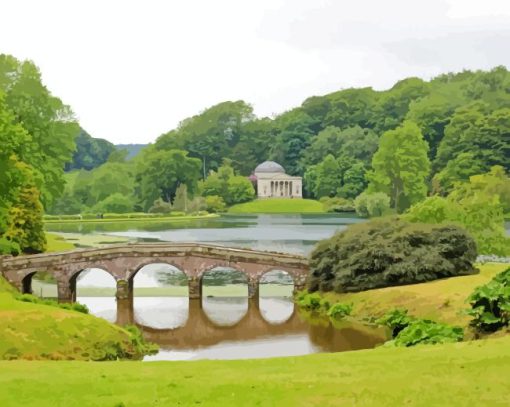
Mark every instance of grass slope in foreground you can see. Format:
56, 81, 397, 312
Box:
229, 198, 325, 213
0, 335, 509, 406
0, 276, 149, 361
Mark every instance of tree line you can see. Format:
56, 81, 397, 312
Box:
1, 51, 509, 255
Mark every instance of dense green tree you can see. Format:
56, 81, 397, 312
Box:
65, 129, 115, 171
432, 152, 485, 195
226, 176, 255, 205
270, 110, 316, 175
135, 149, 201, 211
314, 154, 342, 198
93, 193, 134, 214
155, 101, 254, 177
434, 103, 510, 174
338, 161, 367, 199
0, 54, 79, 208
368, 121, 430, 212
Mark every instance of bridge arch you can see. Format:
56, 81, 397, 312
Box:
21, 270, 58, 297
68, 266, 116, 303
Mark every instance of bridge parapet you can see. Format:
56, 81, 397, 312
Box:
0, 243, 309, 302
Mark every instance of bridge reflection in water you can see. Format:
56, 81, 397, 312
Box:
103, 296, 387, 360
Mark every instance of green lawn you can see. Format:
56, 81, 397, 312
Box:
228, 198, 325, 213
1, 335, 510, 406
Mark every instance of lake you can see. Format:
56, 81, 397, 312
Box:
45, 213, 450, 360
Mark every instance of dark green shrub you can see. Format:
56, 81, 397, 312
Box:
308, 217, 478, 293
327, 303, 352, 320
467, 267, 510, 332
390, 320, 464, 347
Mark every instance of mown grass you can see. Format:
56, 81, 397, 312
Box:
1, 335, 510, 406
228, 198, 325, 213
320, 263, 509, 331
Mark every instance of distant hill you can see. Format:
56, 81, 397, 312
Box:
115, 144, 147, 159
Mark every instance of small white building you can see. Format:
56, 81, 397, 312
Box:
253, 161, 302, 199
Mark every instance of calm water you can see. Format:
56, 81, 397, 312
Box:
77, 295, 387, 361
46, 214, 384, 359
42, 214, 510, 359
46, 213, 363, 255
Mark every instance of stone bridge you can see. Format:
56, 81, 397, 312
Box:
0, 243, 309, 303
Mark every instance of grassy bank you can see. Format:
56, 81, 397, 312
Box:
1, 335, 510, 406
0, 277, 154, 361
318, 263, 508, 330
229, 198, 325, 213
44, 213, 218, 224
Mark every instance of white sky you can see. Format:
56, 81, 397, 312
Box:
2, 0, 510, 144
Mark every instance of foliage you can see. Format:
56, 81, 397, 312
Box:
296, 292, 328, 311
148, 198, 173, 214
0, 54, 79, 208
65, 129, 115, 171
390, 319, 464, 347
377, 308, 463, 347
354, 191, 391, 217
93, 193, 134, 214
313, 154, 342, 198
319, 197, 355, 213
367, 121, 430, 212
467, 267, 510, 332
205, 195, 226, 213
326, 303, 353, 320
201, 161, 254, 205
135, 148, 201, 211
376, 308, 415, 337
406, 168, 510, 255
308, 218, 477, 293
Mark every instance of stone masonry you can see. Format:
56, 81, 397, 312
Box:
0, 243, 309, 303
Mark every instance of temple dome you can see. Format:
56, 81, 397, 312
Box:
254, 161, 285, 174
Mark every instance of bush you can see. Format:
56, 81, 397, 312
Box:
467, 267, 510, 332
377, 308, 463, 347
205, 195, 226, 213
390, 320, 464, 347
376, 308, 414, 337
297, 293, 322, 311
319, 197, 355, 213
149, 198, 173, 214
92, 193, 134, 214
308, 217, 478, 293
354, 192, 391, 217
326, 303, 352, 320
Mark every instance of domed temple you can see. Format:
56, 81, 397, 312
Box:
252, 161, 302, 199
